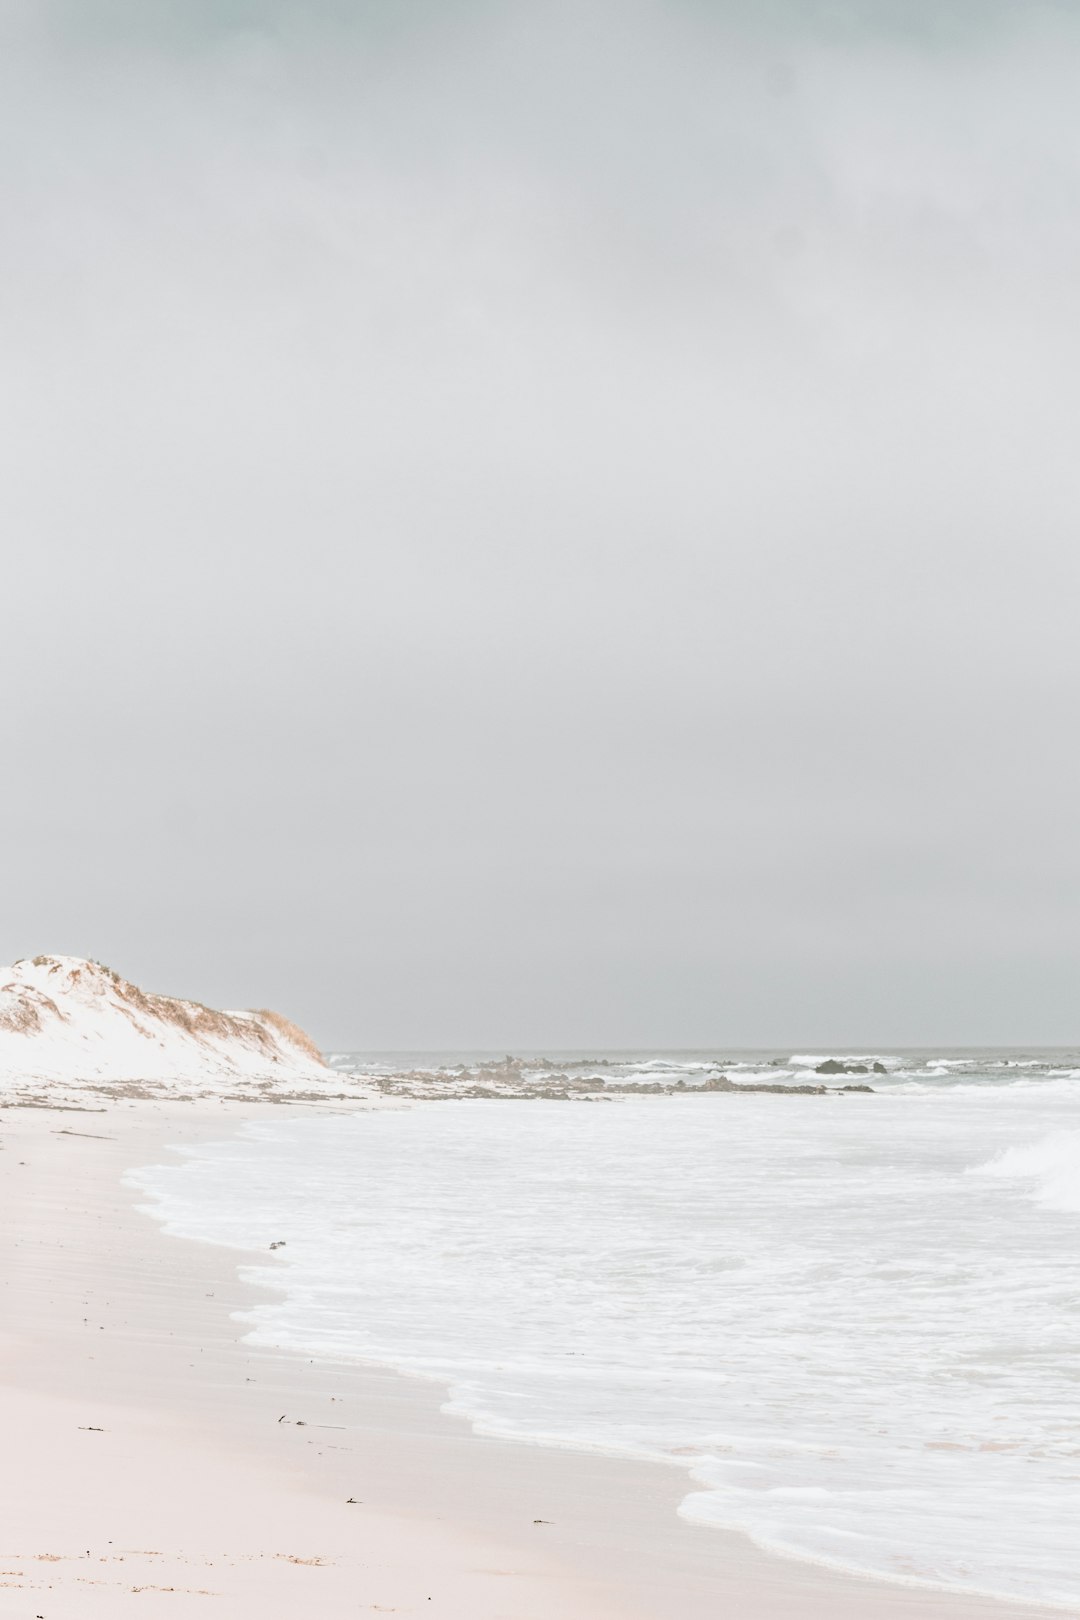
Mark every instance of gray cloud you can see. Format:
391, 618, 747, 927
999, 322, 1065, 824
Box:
1, 2, 1077, 1046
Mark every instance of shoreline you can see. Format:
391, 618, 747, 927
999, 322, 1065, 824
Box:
0, 1096, 1066, 1619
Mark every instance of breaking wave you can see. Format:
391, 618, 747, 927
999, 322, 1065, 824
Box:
973, 1130, 1080, 1213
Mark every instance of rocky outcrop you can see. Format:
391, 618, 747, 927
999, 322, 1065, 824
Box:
355, 1063, 874, 1101
815, 1059, 887, 1076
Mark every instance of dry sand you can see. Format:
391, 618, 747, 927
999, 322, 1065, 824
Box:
0, 1097, 1066, 1619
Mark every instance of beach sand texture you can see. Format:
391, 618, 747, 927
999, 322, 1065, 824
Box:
0, 1099, 1065, 1619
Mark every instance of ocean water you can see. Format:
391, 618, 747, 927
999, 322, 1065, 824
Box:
129, 1051, 1080, 1608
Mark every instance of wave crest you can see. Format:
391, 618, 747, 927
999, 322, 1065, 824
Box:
973, 1131, 1080, 1213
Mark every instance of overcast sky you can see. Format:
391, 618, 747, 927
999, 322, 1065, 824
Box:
1, 0, 1077, 1049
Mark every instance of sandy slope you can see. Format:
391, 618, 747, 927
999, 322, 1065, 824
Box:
0, 957, 341, 1101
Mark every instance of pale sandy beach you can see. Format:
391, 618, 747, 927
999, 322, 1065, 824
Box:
0, 1096, 1066, 1620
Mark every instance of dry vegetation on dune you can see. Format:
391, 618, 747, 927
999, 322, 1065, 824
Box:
0, 956, 337, 1100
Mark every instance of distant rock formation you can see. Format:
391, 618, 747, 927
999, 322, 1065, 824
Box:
0, 955, 332, 1095
815, 1058, 887, 1076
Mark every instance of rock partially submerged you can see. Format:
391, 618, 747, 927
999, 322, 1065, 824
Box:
815, 1058, 887, 1076
0, 955, 337, 1101
354, 1062, 874, 1101
698, 1074, 873, 1095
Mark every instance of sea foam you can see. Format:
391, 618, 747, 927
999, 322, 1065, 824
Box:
973, 1129, 1080, 1212
130, 1061, 1080, 1609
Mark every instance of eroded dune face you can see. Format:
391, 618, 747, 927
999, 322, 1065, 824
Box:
0, 955, 332, 1093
